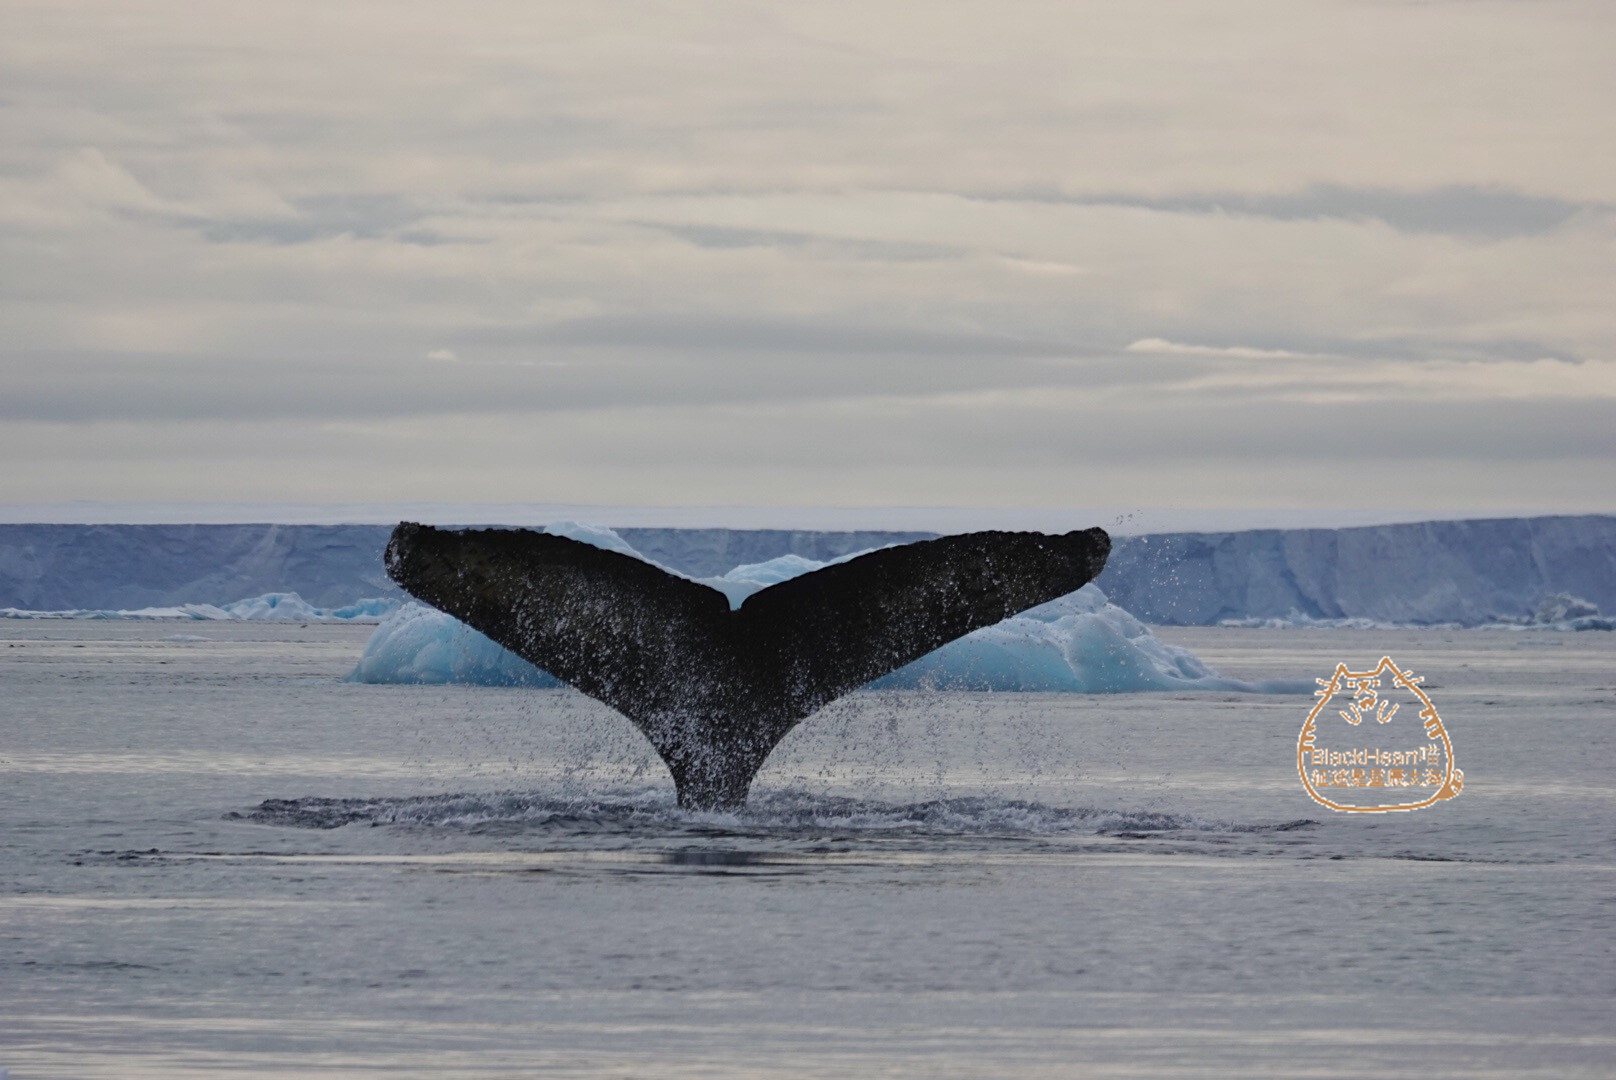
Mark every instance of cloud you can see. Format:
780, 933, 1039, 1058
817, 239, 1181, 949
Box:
1, 0, 1613, 510
646, 221, 959, 262
195, 194, 429, 245
995, 185, 1602, 239
1125, 338, 1333, 361
2, 390, 1610, 512
1160, 356, 1616, 404
463, 314, 1069, 357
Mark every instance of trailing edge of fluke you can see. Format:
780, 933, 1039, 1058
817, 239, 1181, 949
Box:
385, 523, 1111, 810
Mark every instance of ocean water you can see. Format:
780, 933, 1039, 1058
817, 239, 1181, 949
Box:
2, 622, 1613, 1078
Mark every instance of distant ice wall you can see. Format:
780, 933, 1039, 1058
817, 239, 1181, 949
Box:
0, 524, 400, 610
4, 516, 1612, 626
0, 523, 929, 610
1095, 515, 1616, 626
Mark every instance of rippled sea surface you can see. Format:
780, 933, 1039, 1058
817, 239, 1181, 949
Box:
3, 622, 1614, 1078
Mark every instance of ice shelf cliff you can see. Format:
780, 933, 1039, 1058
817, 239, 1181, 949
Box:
2, 515, 1612, 627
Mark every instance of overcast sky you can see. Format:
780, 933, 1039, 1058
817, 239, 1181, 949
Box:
3, 0, 1613, 516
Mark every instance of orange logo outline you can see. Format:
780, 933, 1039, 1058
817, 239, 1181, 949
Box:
1297, 656, 1464, 813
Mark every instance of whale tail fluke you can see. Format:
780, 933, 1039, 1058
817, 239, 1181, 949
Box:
386, 523, 1110, 809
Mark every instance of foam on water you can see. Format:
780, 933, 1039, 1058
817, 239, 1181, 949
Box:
238, 787, 1318, 839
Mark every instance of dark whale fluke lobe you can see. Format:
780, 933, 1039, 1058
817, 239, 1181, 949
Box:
385, 523, 1111, 810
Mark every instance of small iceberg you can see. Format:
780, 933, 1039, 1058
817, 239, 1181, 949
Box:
871, 587, 1302, 692
347, 602, 563, 686
0, 592, 401, 622
1524, 593, 1614, 631
1219, 591, 1614, 632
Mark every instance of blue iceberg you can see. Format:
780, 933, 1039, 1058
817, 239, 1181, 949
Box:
346, 602, 563, 686
1, 592, 400, 622
869, 587, 1299, 692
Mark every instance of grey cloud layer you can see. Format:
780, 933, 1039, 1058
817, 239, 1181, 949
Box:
1, 0, 1613, 508
989, 185, 1601, 239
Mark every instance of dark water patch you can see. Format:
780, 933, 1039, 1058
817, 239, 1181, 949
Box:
662, 849, 773, 867
611, 850, 815, 878
1235, 819, 1318, 832
1387, 850, 1535, 865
